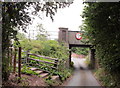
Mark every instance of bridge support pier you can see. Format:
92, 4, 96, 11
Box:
89, 49, 95, 69
69, 46, 72, 68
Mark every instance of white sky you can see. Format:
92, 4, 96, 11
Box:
24, 0, 84, 40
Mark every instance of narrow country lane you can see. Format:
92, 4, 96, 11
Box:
66, 57, 101, 87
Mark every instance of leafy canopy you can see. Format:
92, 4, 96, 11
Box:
82, 2, 120, 73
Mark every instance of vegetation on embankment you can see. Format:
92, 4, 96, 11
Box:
15, 33, 72, 86
2, 2, 72, 81
82, 2, 120, 87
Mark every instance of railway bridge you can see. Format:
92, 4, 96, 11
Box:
58, 27, 95, 69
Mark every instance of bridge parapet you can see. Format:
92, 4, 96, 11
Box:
58, 27, 91, 46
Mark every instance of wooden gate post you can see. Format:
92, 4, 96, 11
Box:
54, 59, 58, 69
10, 47, 13, 68
18, 47, 21, 82
13, 48, 17, 73
26, 50, 28, 64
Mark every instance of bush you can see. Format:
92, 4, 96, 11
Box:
94, 68, 119, 87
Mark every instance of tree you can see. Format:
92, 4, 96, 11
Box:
36, 34, 48, 41
36, 24, 49, 41
71, 47, 89, 56
82, 2, 120, 87
2, 2, 72, 81
16, 32, 27, 40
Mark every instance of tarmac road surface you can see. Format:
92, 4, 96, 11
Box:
66, 57, 101, 87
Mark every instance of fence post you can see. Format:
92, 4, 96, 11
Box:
54, 59, 58, 69
18, 47, 21, 82
8, 47, 10, 66
13, 48, 17, 73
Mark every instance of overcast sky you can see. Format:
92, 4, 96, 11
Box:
23, 0, 84, 40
